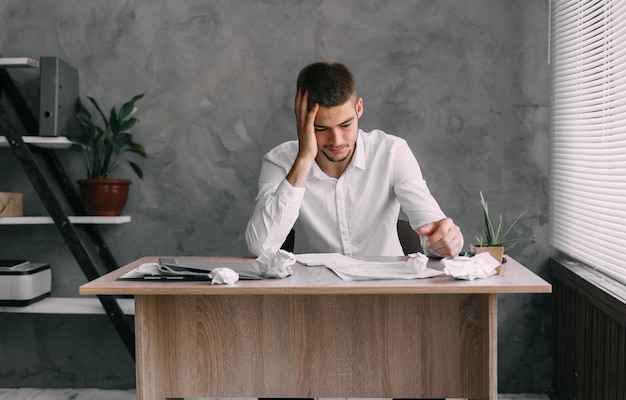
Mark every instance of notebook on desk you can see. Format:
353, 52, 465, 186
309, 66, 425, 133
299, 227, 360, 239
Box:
118, 258, 264, 281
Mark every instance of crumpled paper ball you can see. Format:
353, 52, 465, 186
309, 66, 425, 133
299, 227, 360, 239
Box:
209, 267, 240, 285
441, 252, 501, 281
256, 249, 295, 278
407, 252, 429, 273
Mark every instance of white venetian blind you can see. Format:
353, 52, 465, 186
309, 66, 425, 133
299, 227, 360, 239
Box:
551, 0, 626, 284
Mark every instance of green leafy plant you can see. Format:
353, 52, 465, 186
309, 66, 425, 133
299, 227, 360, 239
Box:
475, 191, 535, 247
71, 93, 146, 179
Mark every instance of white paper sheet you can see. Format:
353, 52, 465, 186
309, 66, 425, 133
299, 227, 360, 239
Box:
295, 253, 360, 266
326, 261, 444, 281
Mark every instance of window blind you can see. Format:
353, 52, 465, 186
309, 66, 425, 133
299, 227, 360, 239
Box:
551, 0, 626, 284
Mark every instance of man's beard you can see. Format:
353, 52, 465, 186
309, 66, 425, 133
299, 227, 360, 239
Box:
320, 147, 352, 163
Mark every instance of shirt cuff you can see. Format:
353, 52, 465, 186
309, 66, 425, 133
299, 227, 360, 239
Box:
277, 178, 306, 203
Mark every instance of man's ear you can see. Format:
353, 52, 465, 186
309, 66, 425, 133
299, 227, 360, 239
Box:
356, 97, 364, 119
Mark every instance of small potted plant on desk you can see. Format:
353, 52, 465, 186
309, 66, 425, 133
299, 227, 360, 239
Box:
472, 191, 535, 273
70, 93, 146, 216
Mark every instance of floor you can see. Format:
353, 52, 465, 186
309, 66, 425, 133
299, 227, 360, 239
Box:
0, 389, 550, 400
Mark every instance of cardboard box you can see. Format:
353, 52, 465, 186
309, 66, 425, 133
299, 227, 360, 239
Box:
0, 192, 23, 217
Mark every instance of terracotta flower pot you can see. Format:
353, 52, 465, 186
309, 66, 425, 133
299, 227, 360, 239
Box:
470, 244, 504, 274
78, 179, 132, 216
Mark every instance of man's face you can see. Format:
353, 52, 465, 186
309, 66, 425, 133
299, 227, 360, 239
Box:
313, 97, 363, 165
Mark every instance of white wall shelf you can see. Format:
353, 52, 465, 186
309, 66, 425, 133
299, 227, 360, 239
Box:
0, 136, 73, 149
0, 57, 39, 68
0, 216, 131, 225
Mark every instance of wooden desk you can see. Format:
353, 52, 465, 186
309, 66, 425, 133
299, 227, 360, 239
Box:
80, 256, 551, 400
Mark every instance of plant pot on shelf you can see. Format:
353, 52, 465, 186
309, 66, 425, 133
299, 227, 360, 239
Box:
78, 179, 131, 216
71, 93, 146, 216
470, 244, 504, 274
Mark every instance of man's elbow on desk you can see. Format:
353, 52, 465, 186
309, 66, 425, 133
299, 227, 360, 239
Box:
245, 227, 282, 257
245, 224, 265, 257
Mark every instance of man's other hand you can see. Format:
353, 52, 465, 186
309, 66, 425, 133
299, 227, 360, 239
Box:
417, 217, 464, 258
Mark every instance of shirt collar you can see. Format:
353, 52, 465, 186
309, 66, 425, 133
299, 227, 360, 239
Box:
353, 130, 366, 170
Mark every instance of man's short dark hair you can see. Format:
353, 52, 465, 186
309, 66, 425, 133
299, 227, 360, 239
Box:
296, 60, 356, 109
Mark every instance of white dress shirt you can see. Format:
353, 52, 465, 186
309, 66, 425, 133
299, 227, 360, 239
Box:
245, 129, 447, 256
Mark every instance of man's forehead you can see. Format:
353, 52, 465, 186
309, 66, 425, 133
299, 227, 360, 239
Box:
314, 101, 358, 125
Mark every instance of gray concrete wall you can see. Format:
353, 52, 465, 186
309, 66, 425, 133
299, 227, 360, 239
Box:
0, 0, 554, 393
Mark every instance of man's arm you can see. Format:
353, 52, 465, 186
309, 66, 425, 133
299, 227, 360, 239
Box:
245, 91, 320, 256
245, 169, 305, 256
391, 140, 463, 257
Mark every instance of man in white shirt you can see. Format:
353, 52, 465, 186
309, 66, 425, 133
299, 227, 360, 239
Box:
246, 60, 463, 258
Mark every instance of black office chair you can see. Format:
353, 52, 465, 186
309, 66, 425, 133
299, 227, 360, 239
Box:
280, 228, 296, 252
396, 219, 423, 255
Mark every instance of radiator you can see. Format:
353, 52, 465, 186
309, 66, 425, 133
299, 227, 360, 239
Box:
551, 257, 626, 400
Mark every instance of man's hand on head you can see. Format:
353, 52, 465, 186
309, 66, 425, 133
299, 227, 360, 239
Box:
286, 90, 320, 188
294, 89, 319, 162
417, 217, 464, 258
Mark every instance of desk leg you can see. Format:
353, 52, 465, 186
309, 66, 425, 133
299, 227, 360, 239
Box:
469, 293, 498, 400
484, 293, 498, 400
134, 295, 166, 400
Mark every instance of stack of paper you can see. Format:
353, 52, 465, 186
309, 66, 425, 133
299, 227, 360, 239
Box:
296, 253, 444, 281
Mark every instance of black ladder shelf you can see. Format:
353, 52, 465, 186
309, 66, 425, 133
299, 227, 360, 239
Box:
0, 64, 135, 361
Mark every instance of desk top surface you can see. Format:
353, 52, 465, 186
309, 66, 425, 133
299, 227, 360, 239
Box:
80, 255, 551, 296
